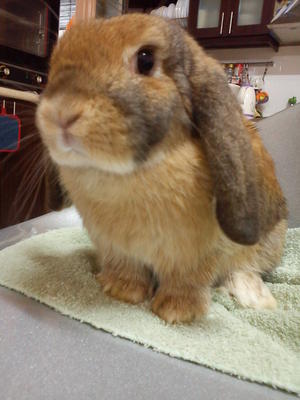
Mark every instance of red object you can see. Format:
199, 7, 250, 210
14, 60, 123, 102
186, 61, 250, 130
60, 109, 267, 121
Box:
231, 64, 244, 85
256, 91, 269, 104
66, 16, 75, 30
44, 6, 49, 56
237, 64, 243, 83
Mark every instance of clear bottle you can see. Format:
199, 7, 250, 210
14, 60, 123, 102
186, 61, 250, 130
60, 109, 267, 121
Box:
241, 64, 250, 86
227, 63, 235, 83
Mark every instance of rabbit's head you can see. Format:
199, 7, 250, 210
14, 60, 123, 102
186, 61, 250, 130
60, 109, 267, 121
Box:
37, 14, 286, 245
37, 15, 192, 173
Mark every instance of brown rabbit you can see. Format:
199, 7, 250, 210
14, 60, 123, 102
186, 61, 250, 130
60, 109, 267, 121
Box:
36, 14, 287, 323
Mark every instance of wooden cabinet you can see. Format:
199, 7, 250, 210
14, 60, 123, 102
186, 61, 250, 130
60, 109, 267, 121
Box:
125, 0, 174, 12
188, 0, 229, 38
125, 0, 278, 49
188, 0, 278, 49
0, 98, 65, 229
230, 0, 274, 36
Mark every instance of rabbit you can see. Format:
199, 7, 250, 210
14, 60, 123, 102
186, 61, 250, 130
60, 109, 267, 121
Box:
36, 14, 287, 323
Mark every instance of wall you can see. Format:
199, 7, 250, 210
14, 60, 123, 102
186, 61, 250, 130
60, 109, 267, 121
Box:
207, 46, 300, 117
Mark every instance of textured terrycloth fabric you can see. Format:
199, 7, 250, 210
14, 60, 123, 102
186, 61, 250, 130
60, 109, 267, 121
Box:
0, 227, 299, 394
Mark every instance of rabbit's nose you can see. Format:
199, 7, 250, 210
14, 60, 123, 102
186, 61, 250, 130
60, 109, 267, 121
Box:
56, 112, 84, 154
59, 112, 82, 130
62, 131, 75, 147
57, 129, 85, 155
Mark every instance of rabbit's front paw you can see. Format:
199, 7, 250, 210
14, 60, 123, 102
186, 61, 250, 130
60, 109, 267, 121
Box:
151, 287, 210, 324
97, 269, 154, 305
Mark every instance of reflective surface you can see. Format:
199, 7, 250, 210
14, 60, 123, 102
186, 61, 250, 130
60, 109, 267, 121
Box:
0, 207, 82, 250
237, 0, 264, 26
0, 286, 295, 400
0, 0, 49, 56
197, 0, 222, 29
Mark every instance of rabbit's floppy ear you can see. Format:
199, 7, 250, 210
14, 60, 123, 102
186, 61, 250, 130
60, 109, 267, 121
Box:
166, 25, 286, 245
187, 44, 261, 245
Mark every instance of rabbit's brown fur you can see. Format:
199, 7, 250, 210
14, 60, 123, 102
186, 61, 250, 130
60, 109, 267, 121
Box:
37, 14, 287, 323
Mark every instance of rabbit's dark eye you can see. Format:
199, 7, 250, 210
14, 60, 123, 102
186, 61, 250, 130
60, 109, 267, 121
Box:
137, 48, 154, 76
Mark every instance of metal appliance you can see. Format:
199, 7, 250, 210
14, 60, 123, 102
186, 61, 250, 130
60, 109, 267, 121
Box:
0, 0, 60, 92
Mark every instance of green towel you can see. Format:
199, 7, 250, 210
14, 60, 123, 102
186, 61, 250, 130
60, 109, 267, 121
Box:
0, 227, 299, 394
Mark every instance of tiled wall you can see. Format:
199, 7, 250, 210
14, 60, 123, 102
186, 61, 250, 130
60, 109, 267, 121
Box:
207, 46, 300, 117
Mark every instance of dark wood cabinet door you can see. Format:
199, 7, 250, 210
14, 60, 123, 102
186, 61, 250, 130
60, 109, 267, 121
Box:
125, 0, 174, 10
188, 0, 278, 50
0, 99, 46, 228
188, 0, 230, 38
0, 98, 65, 229
229, 0, 275, 36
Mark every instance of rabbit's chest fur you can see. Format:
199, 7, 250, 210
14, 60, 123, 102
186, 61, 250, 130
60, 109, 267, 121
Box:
60, 141, 218, 265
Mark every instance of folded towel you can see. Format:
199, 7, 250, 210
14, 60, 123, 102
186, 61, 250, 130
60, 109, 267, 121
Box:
0, 227, 299, 394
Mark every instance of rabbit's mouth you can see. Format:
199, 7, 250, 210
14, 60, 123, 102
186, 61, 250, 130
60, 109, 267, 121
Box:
36, 99, 90, 166
56, 130, 86, 157
46, 135, 89, 169
47, 128, 167, 176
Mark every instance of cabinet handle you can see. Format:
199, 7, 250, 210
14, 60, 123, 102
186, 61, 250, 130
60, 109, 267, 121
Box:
229, 11, 233, 34
220, 12, 224, 35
